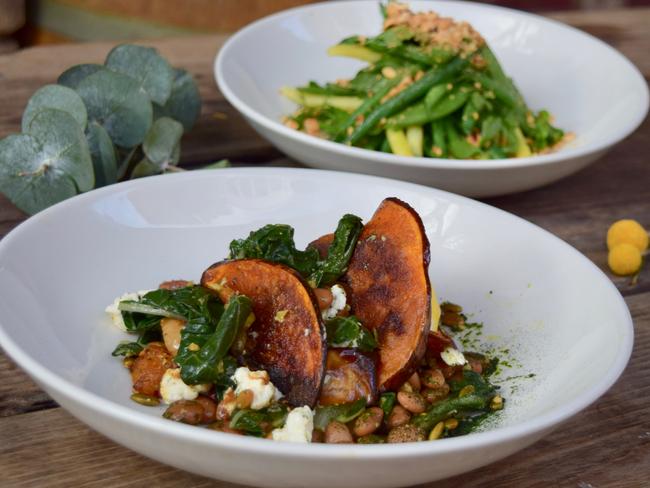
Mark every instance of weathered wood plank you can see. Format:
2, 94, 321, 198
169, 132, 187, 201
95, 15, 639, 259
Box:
0, 292, 647, 487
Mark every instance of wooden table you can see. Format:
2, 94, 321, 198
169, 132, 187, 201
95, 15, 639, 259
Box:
1, 8, 649, 487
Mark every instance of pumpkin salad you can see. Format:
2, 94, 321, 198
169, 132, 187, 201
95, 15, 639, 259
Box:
107, 198, 504, 443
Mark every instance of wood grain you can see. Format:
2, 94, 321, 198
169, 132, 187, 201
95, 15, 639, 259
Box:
0, 7, 649, 488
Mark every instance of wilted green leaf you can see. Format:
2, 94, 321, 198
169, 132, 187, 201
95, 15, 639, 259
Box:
86, 121, 117, 187
0, 109, 93, 214
22, 84, 88, 133
57, 63, 103, 89
153, 68, 201, 132
75, 69, 153, 148
142, 117, 183, 167
105, 44, 173, 105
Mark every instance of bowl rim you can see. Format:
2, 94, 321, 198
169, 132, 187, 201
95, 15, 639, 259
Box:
215, 0, 649, 171
0, 167, 634, 459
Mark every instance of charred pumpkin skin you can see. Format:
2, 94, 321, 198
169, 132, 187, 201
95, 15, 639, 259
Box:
319, 349, 377, 406
201, 259, 326, 407
342, 198, 431, 392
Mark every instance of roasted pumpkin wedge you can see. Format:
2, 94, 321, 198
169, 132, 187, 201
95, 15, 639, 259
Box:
342, 197, 431, 391
319, 349, 377, 406
201, 259, 326, 407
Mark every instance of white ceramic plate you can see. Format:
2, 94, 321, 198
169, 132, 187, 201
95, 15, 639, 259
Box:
0, 168, 633, 487
216, 0, 648, 197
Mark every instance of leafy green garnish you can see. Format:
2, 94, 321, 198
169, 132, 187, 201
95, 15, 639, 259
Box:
229, 224, 320, 277
313, 399, 366, 430
229, 403, 290, 436
111, 341, 144, 357
325, 315, 378, 352
118, 286, 223, 325
175, 295, 253, 385
379, 392, 397, 418
229, 213, 363, 287
307, 214, 363, 287
0, 43, 203, 215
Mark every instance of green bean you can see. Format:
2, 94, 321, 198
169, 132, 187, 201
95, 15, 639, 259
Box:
346, 56, 468, 144
411, 393, 489, 432
334, 77, 399, 142
431, 120, 448, 158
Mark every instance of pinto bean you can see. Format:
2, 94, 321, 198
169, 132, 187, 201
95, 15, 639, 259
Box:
195, 395, 218, 424
161, 317, 185, 356
163, 400, 204, 425
397, 391, 427, 414
386, 405, 411, 428
421, 369, 446, 389
324, 421, 354, 444
387, 424, 425, 443
352, 407, 384, 437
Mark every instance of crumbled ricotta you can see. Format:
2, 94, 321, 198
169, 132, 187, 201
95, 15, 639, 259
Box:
271, 406, 314, 442
232, 367, 283, 410
322, 284, 347, 320
159, 368, 210, 404
440, 347, 467, 367
105, 290, 152, 331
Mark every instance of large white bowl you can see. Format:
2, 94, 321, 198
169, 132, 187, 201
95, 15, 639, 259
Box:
216, 0, 648, 197
0, 168, 633, 487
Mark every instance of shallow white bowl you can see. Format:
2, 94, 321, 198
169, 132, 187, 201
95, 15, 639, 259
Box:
216, 0, 648, 197
0, 168, 633, 487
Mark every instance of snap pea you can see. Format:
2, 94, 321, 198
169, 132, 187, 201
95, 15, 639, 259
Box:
347, 56, 468, 144
387, 86, 469, 129
447, 124, 480, 159
424, 83, 448, 110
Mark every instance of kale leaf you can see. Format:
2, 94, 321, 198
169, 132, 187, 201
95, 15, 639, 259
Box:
228, 213, 363, 288
325, 315, 378, 352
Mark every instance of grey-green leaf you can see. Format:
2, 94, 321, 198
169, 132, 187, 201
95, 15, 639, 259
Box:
153, 68, 201, 132
105, 44, 173, 105
86, 121, 117, 187
75, 69, 153, 148
22, 84, 88, 132
131, 157, 160, 178
57, 63, 104, 89
142, 117, 183, 167
0, 109, 94, 214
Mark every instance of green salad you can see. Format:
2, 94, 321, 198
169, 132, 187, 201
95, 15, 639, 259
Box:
282, 2, 569, 159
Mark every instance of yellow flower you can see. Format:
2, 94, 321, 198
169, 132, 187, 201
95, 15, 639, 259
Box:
606, 219, 648, 252
607, 243, 642, 276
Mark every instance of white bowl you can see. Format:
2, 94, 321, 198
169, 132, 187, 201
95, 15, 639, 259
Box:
216, 0, 648, 197
0, 168, 633, 487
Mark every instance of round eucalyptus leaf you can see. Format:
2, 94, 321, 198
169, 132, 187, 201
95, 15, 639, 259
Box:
0, 109, 94, 214
58, 63, 104, 89
75, 69, 153, 149
105, 44, 173, 105
153, 68, 201, 132
22, 84, 88, 133
142, 117, 183, 167
131, 157, 161, 179
87, 121, 117, 187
